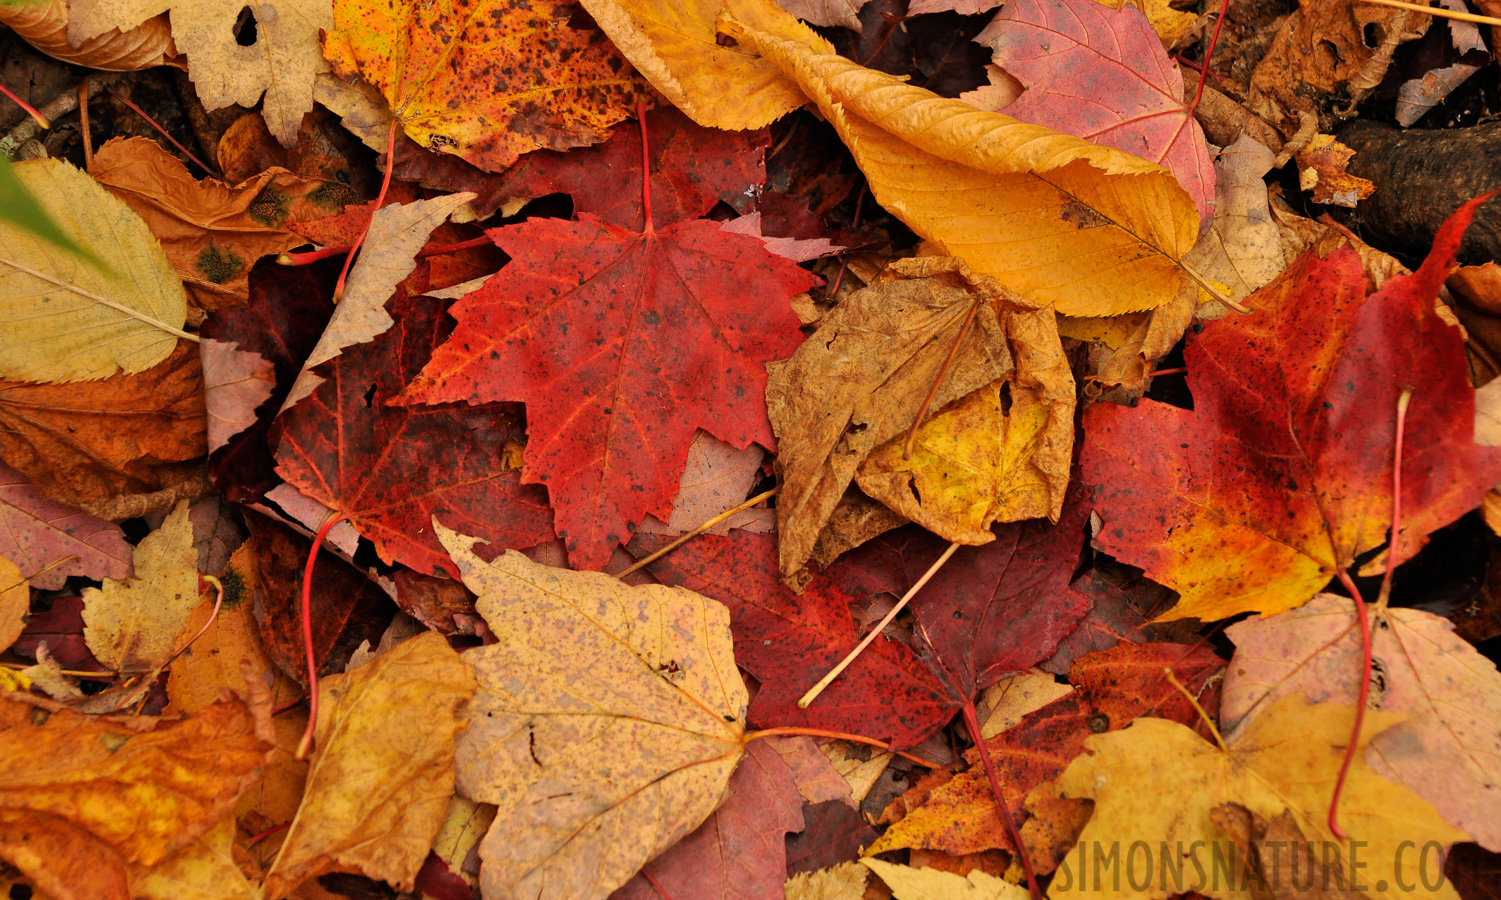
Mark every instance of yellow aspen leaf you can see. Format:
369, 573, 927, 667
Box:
862, 858, 1030, 900
81, 500, 201, 674
436, 521, 747, 900
262, 632, 477, 899
0, 557, 25, 656
1049, 694, 1469, 900
0, 158, 187, 385
578, 0, 833, 129
0, 693, 269, 900
720, 16, 1201, 316
325, 0, 653, 173
128, 819, 253, 900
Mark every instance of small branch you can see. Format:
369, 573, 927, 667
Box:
617, 487, 779, 579
798, 541, 961, 708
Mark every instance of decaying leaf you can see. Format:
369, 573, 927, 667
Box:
324, 0, 652, 172
0, 158, 187, 384
200, 339, 275, 452
81, 500, 200, 673
1295, 134, 1375, 208
69, 0, 332, 145
0, 0, 178, 70
0, 460, 132, 591
1049, 695, 1468, 900
263, 632, 476, 898
0, 693, 269, 900
1222, 593, 1501, 851
438, 522, 747, 900
786, 861, 869, 900
636, 430, 774, 536
1181, 136, 1288, 309
89, 136, 351, 310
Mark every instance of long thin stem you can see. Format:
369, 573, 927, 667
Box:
77, 78, 92, 169
962, 699, 1042, 900
1378, 389, 1413, 612
902, 298, 980, 460
743, 726, 944, 769
638, 102, 653, 234
1329, 568, 1371, 841
1186, 0, 1234, 117
1356, 0, 1501, 25
295, 511, 348, 759
617, 487, 779, 579
799, 541, 961, 708
641, 869, 675, 900
0, 81, 49, 129
107, 87, 219, 177
333, 119, 398, 302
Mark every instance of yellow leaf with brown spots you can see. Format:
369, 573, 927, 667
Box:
324, 0, 653, 173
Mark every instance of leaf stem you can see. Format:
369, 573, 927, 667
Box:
0, 81, 49, 130
1356, 0, 1501, 25
638, 102, 653, 234
1329, 568, 1371, 841
280, 235, 493, 267
333, 119, 398, 302
743, 726, 945, 769
961, 698, 1042, 900
902, 297, 980, 461
1164, 667, 1228, 753
1186, 0, 1233, 118
295, 511, 349, 759
1378, 388, 1412, 612
617, 487, 779, 578
106, 86, 219, 178
798, 541, 960, 709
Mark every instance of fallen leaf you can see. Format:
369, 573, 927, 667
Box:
908, 0, 1001, 14
438, 522, 747, 900
1296, 134, 1376, 208
870, 642, 1224, 858
324, 0, 651, 172
1094, 0, 1199, 46
81, 500, 199, 674
243, 510, 396, 684
786, 862, 869, 900
284, 192, 475, 408
272, 285, 554, 577
819, 741, 894, 805
957, 64, 1024, 113
636, 430, 774, 536
128, 818, 253, 900
580, 0, 833, 129
11, 594, 106, 673
714, 6, 1203, 316
610, 737, 807, 900
88, 136, 352, 310
975, 670, 1074, 740
1181, 136, 1288, 309
0, 557, 24, 655
1210, 803, 1363, 900
1039, 568, 1187, 675
0, 0, 177, 69
0, 460, 132, 590
263, 632, 476, 898
0, 157, 187, 384
1049, 694, 1468, 900
1083, 195, 1501, 621
70, 0, 332, 145
718, 212, 847, 262
0, 341, 207, 510
786, 798, 880, 876
258, 485, 361, 559
776, 0, 868, 29
633, 529, 956, 748
0, 693, 269, 900
862, 858, 1029, 900
977, 0, 1215, 222
399, 190, 814, 571
1222, 593, 1501, 851
769, 257, 1020, 580
200, 339, 275, 452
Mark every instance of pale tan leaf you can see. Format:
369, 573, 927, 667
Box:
862, 858, 1030, 900
81, 500, 200, 672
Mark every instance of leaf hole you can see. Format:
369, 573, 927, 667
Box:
362, 383, 379, 408
234, 7, 259, 46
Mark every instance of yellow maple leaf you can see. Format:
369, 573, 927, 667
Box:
263, 632, 477, 899
1049, 694, 1469, 900
436, 520, 747, 900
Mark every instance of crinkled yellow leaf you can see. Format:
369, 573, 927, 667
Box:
263, 632, 476, 899
0, 557, 25, 656
1056, 312, 1151, 350
327, 0, 653, 172
579, 0, 832, 129
0, 693, 269, 900
128, 819, 252, 900
857, 297, 1074, 542
1096, 0, 1198, 46
70, 0, 330, 145
0, 158, 186, 384
81, 500, 200, 673
437, 521, 747, 900
1050, 694, 1469, 900
863, 858, 1030, 900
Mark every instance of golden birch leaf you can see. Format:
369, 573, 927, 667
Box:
81, 500, 201, 673
579, 0, 833, 130
0, 159, 187, 385
1049, 694, 1468, 900
69, 0, 331, 145
862, 858, 1030, 900
719, 16, 1202, 317
262, 632, 477, 899
437, 521, 748, 900
127, 819, 252, 900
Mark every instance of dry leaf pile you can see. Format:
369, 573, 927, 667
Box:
1, 0, 1500, 897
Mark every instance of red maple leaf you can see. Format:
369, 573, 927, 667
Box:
398, 120, 815, 569
1083, 194, 1501, 621
271, 286, 554, 577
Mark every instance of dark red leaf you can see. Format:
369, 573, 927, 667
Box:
783, 799, 879, 877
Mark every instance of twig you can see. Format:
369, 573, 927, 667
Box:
798, 541, 961, 708
617, 488, 779, 578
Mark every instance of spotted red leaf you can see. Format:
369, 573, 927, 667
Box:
399, 213, 815, 568
272, 287, 553, 577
